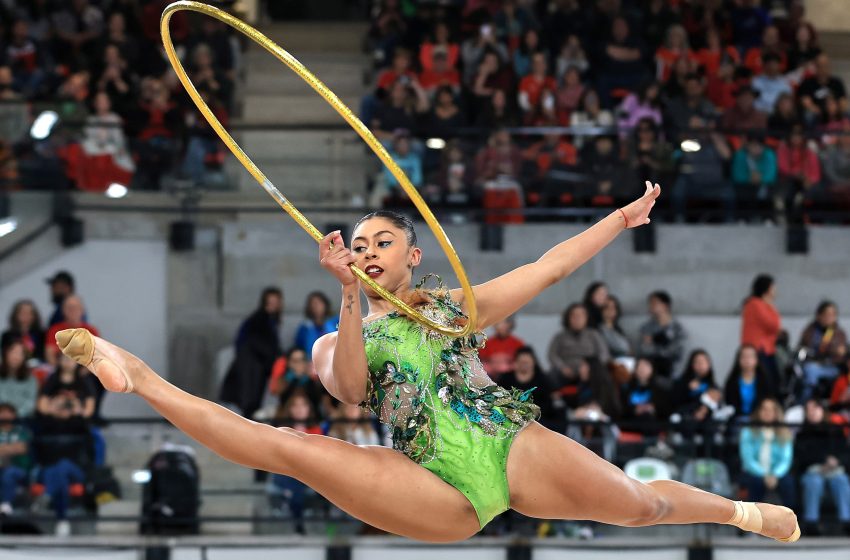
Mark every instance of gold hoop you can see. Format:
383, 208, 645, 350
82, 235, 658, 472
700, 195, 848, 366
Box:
160, 1, 477, 337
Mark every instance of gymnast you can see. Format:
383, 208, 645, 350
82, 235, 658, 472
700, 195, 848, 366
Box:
55, 181, 799, 543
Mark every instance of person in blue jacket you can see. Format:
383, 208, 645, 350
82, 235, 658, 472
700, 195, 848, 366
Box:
294, 291, 338, 354
739, 397, 796, 508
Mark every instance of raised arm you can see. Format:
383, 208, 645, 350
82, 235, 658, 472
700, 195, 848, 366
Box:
452, 182, 660, 330
312, 232, 369, 405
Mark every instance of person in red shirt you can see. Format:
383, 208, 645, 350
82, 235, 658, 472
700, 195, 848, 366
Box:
45, 295, 99, 366
517, 52, 556, 116
478, 316, 526, 379
418, 49, 461, 97
376, 49, 416, 91
741, 274, 782, 391
743, 25, 788, 76
829, 358, 850, 414
655, 24, 696, 82
419, 22, 459, 72
693, 28, 741, 80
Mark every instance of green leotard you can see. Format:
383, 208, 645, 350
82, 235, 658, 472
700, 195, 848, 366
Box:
361, 287, 540, 528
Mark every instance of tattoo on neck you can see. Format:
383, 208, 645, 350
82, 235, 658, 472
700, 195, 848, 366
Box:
346, 294, 354, 315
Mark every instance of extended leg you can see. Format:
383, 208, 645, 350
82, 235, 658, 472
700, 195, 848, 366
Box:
55, 329, 480, 542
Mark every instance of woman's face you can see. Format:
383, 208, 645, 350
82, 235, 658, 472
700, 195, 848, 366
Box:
3, 344, 24, 369
601, 297, 618, 322
739, 347, 758, 372
437, 89, 453, 107
692, 353, 711, 377
351, 218, 421, 299
15, 303, 34, 328
584, 91, 599, 112
94, 92, 111, 114
514, 352, 535, 378
492, 89, 506, 108
805, 400, 825, 423
590, 284, 608, 307
525, 29, 539, 50
531, 53, 547, 76
288, 396, 311, 422
564, 67, 580, 86
635, 359, 653, 383
568, 306, 587, 331
818, 304, 837, 327
289, 350, 308, 375
797, 25, 811, 45
757, 400, 778, 423
308, 295, 327, 320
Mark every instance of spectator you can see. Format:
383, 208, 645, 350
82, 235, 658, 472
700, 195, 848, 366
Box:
35, 352, 96, 535
188, 42, 233, 112
269, 390, 323, 535
100, 12, 140, 71
721, 86, 768, 134
731, 134, 778, 219
461, 22, 509, 85
419, 51, 461, 98
739, 398, 796, 509
475, 88, 519, 128
798, 54, 848, 124
44, 295, 99, 367
419, 22, 459, 73
626, 118, 675, 188
555, 65, 586, 124
819, 95, 850, 146
597, 16, 649, 105
664, 73, 717, 137
181, 87, 227, 186
637, 290, 686, 379
671, 116, 733, 222
128, 78, 182, 190
743, 25, 787, 75
294, 292, 338, 356
494, 0, 536, 52
0, 403, 31, 517
0, 341, 38, 418
655, 25, 694, 83
433, 140, 475, 209
327, 403, 380, 446
424, 86, 465, 139
474, 128, 522, 185
50, 0, 104, 70
704, 59, 739, 112
582, 282, 608, 329
598, 295, 633, 365
95, 44, 135, 117
620, 357, 670, 435
367, 0, 406, 67
664, 53, 699, 104
45, 271, 77, 327
5, 19, 47, 98
548, 303, 611, 386
768, 92, 803, 137
829, 356, 850, 416
672, 349, 718, 414
752, 54, 792, 114
569, 89, 614, 148
741, 274, 782, 390
267, 347, 328, 421
381, 131, 423, 205
513, 29, 541, 79
777, 124, 822, 222
617, 81, 663, 134
478, 317, 525, 379
822, 121, 850, 208
580, 135, 625, 203
797, 301, 848, 401
517, 52, 556, 119
501, 346, 564, 433
219, 287, 284, 419
787, 22, 821, 71
554, 35, 589, 81
2, 300, 45, 363
724, 345, 775, 420
372, 80, 429, 142
376, 48, 416, 92
693, 28, 741, 79
731, 0, 770, 50
643, 0, 679, 51
795, 399, 850, 536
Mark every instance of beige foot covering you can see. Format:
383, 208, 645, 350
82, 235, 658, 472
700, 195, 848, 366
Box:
56, 328, 94, 367
55, 328, 134, 393
727, 501, 800, 543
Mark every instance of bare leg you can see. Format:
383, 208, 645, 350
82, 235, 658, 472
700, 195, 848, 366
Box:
506, 422, 799, 541
56, 329, 480, 542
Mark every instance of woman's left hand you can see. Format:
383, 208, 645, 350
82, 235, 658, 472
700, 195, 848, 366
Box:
621, 181, 661, 229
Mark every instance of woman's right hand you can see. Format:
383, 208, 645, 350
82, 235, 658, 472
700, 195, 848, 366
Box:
319, 231, 358, 287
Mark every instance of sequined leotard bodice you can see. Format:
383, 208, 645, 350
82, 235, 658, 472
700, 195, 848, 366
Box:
360, 289, 539, 527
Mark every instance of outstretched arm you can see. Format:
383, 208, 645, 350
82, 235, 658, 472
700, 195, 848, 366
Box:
452, 182, 660, 330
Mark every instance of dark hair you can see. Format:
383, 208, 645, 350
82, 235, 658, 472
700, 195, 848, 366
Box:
513, 345, 544, 376
648, 290, 672, 308
0, 340, 31, 382
0, 402, 17, 416
8, 300, 42, 333
304, 291, 333, 322
582, 281, 607, 328
637, 81, 661, 107
435, 85, 455, 102
680, 348, 716, 385
816, 300, 836, 316
729, 344, 765, 381
751, 274, 774, 298
354, 210, 417, 246
604, 295, 625, 335
258, 287, 283, 312
561, 302, 586, 330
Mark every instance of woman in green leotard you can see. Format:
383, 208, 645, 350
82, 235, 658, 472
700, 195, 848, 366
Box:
56, 181, 799, 543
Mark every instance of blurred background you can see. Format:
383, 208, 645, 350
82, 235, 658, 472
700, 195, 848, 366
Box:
1, 0, 850, 558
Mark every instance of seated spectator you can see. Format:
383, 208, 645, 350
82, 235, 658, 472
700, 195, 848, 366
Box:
731, 134, 778, 219
521, 132, 578, 195
100, 12, 140, 71
768, 93, 803, 137
95, 44, 135, 117
798, 54, 848, 125
294, 292, 338, 356
705, 60, 744, 113
50, 0, 104, 70
431, 140, 474, 209
35, 354, 96, 534
265, 348, 328, 421
376, 48, 416, 92
671, 116, 733, 222
554, 35, 589, 81
424, 86, 465, 139
829, 356, 850, 416
327, 403, 380, 446
475, 88, 519, 129
419, 51, 460, 98
381, 131, 423, 204
419, 22, 459, 73
655, 24, 695, 83
188, 43, 233, 112
494, 0, 535, 52
777, 124, 822, 222
461, 23, 509, 85
2, 300, 45, 363
517, 52, 556, 121
555, 65, 585, 124
582, 282, 608, 329
46, 271, 78, 328
474, 129, 521, 186
693, 28, 741, 79
787, 23, 822, 71
371, 80, 429, 142
513, 29, 541, 79
620, 357, 670, 435
569, 89, 614, 148
127, 78, 182, 190
821, 121, 850, 208
478, 317, 525, 379
724, 345, 775, 420
269, 390, 323, 535
796, 399, 850, 536
731, 0, 770, 51
626, 118, 675, 189
663, 54, 698, 104
672, 349, 718, 414
181, 88, 227, 186
752, 54, 793, 114
44, 296, 99, 367
643, 0, 678, 51
597, 16, 649, 106
0, 341, 38, 418
664, 73, 717, 137
598, 295, 633, 368
743, 25, 788, 76
5, 19, 47, 98
579, 135, 625, 203
0, 403, 31, 517
637, 290, 686, 379
797, 301, 847, 402
367, 0, 405, 67
721, 86, 768, 134
548, 303, 610, 387
501, 346, 564, 433
739, 398, 796, 509
617, 81, 663, 134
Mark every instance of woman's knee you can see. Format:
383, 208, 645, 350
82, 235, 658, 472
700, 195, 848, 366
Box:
619, 482, 669, 527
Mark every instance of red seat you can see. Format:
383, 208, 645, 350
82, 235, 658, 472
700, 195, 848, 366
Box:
591, 194, 615, 206
558, 193, 574, 205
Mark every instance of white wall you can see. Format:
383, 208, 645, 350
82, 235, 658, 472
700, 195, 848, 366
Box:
0, 240, 167, 416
